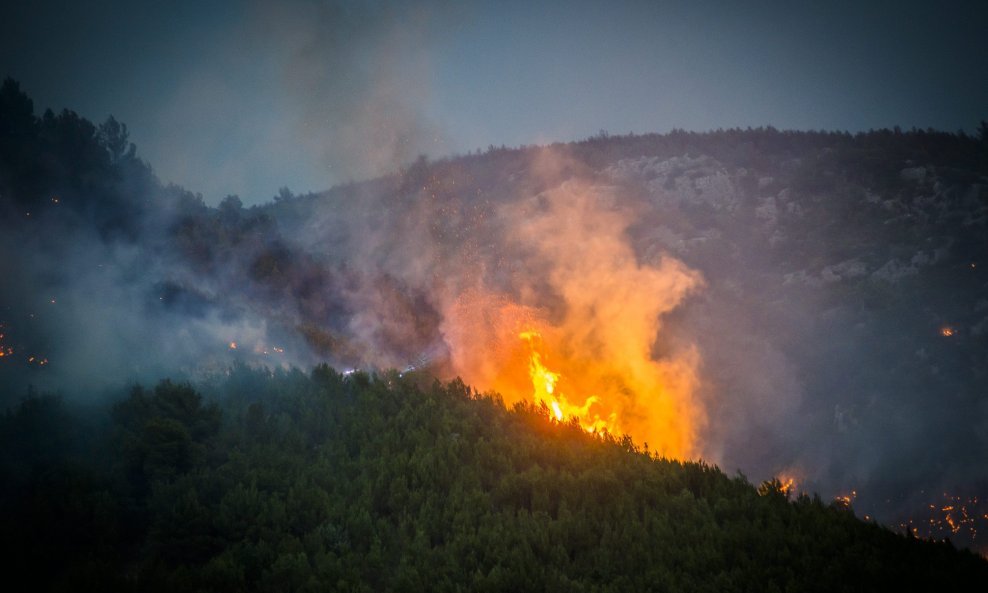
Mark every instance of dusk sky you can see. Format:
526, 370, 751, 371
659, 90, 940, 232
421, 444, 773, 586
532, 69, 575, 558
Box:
3, 0, 986, 205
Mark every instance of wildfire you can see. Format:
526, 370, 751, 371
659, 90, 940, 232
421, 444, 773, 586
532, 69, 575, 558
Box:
833, 490, 857, 510
920, 494, 985, 540
0, 329, 12, 358
519, 331, 617, 432
441, 181, 704, 458
778, 475, 798, 496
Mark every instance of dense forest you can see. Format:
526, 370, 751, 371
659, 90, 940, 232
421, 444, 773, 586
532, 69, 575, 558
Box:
2, 367, 986, 592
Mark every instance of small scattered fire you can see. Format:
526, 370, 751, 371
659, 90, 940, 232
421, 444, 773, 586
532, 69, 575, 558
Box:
834, 490, 858, 510
1, 324, 48, 367
778, 475, 798, 497
918, 494, 983, 540
941, 327, 955, 337
0, 328, 12, 358
228, 341, 238, 350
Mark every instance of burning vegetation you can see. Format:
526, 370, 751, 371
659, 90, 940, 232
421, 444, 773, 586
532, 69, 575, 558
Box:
518, 330, 617, 433
441, 181, 703, 458
897, 493, 988, 552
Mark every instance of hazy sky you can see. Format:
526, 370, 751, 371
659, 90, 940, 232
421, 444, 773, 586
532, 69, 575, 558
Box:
3, 0, 986, 205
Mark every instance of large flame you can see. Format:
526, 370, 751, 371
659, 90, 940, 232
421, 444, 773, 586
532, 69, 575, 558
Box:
441, 179, 704, 458
519, 330, 617, 432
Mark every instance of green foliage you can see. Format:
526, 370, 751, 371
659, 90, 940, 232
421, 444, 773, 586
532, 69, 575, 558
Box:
1, 371, 985, 591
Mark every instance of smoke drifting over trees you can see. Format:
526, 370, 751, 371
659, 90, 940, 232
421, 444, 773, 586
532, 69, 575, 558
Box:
2, 77, 988, 552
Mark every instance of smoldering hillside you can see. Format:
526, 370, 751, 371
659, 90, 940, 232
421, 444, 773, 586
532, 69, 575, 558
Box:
2, 77, 988, 549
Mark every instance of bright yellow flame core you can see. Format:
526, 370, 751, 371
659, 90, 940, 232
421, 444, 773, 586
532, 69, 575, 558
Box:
520, 330, 617, 432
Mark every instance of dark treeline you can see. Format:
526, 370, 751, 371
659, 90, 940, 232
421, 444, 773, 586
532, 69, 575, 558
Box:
2, 367, 986, 592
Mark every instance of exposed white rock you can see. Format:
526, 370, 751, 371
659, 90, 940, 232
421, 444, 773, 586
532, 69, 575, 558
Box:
606, 155, 739, 212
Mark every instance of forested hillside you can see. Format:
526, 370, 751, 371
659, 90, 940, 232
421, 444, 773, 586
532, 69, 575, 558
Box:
2, 367, 986, 592
4, 76, 988, 565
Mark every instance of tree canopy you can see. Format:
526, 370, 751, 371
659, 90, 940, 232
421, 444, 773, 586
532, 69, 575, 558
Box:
2, 367, 985, 592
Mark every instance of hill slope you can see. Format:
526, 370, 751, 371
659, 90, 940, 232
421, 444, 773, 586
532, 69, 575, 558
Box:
2, 368, 986, 591
3, 78, 988, 551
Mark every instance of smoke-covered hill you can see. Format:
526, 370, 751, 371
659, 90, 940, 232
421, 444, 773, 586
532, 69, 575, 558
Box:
2, 77, 987, 551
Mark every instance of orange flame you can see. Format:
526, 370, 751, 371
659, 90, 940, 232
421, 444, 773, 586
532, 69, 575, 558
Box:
778, 475, 798, 496
519, 330, 617, 432
441, 180, 704, 458
0, 328, 13, 359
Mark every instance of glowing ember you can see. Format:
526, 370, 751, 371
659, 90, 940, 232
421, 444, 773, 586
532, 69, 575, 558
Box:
0, 329, 12, 358
833, 489, 857, 510
909, 493, 988, 543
